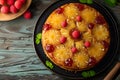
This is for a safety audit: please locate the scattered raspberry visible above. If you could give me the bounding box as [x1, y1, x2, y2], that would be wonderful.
[88, 23, 94, 29]
[10, 5, 18, 13]
[71, 30, 81, 39]
[61, 20, 68, 27]
[60, 36, 67, 44]
[7, 0, 15, 5]
[23, 10, 32, 19]
[76, 15, 82, 22]
[45, 44, 54, 53]
[64, 58, 73, 67]
[95, 16, 105, 24]
[56, 7, 64, 14]
[84, 41, 91, 48]
[71, 47, 78, 53]
[43, 24, 51, 31]
[0, 0, 5, 5]
[1, 6, 9, 14]
[14, 0, 23, 10]
[76, 4, 84, 11]
[88, 57, 96, 66]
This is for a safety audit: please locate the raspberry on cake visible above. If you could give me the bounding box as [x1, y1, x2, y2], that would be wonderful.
[42, 3, 110, 71]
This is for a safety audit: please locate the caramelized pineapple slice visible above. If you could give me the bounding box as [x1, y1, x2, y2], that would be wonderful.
[64, 3, 79, 19]
[42, 29, 61, 45]
[75, 40, 85, 50]
[54, 45, 72, 62]
[76, 22, 87, 32]
[88, 42, 105, 61]
[74, 53, 89, 69]
[60, 28, 70, 37]
[64, 37, 74, 48]
[67, 20, 76, 30]
[46, 13, 66, 29]
[81, 8, 96, 23]
[83, 31, 92, 41]
[93, 25, 109, 41]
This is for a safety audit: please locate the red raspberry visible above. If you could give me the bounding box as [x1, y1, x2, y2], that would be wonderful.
[7, 0, 15, 5]
[88, 23, 94, 29]
[1, 6, 9, 14]
[60, 36, 67, 44]
[19, 0, 26, 4]
[95, 16, 105, 24]
[71, 30, 81, 39]
[10, 5, 18, 13]
[0, 0, 5, 5]
[84, 41, 91, 48]
[64, 58, 73, 67]
[43, 24, 51, 31]
[14, 0, 23, 10]
[56, 7, 64, 14]
[45, 44, 54, 53]
[88, 57, 96, 66]
[61, 20, 68, 27]
[76, 15, 82, 22]
[71, 47, 78, 53]
[76, 4, 84, 11]
[23, 10, 32, 19]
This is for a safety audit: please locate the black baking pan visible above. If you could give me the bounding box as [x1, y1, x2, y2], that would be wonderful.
[34, 0, 119, 79]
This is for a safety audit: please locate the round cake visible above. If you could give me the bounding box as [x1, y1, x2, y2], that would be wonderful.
[42, 3, 110, 71]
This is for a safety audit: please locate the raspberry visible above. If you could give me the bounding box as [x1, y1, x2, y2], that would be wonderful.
[60, 36, 67, 44]
[88, 57, 96, 66]
[23, 10, 32, 19]
[76, 15, 82, 22]
[0, 0, 5, 5]
[56, 7, 64, 14]
[61, 20, 68, 27]
[71, 47, 78, 53]
[76, 4, 84, 11]
[88, 23, 94, 29]
[10, 5, 18, 13]
[43, 24, 51, 31]
[95, 16, 105, 24]
[7, 0, 15, 5]
[71, 30, 81, 39]
[1, 6, 9, 14]
[64, 58, 73, 67]
[84, 41, 91, 48]
[14, 0, 23, 10]
[45, 44, 54, 53]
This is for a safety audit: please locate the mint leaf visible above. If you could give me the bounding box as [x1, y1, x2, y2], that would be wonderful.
[35, 38, 40, 45]
[46, 60, 54, 69]
[89, 70, 96, 77]
[79, 0, 87, 3]
[104, 0, 117, 7]
[36, 33, 42, 39]
[81, 72, 88, 78]
[87, 0, 93, 4]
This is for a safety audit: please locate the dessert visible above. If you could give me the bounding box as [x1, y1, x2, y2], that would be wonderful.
[42, 3, 110, 71]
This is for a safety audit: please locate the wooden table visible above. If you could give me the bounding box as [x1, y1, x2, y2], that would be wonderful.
[0, 0, 119, 80]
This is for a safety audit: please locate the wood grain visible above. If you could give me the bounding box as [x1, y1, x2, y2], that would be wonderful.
[0, 0, 120, 80]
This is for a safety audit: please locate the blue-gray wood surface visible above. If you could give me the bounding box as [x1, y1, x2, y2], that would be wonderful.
[0, 0, 120, 80]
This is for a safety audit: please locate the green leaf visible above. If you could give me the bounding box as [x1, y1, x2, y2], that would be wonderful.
[79, 0, 87, 3]
[104, 0, 117, 7]
[87, 0, 93, 4]
[36, 33, 42, 39]
[35, 38, 40, 45]
[89, 70, 96, 77]
[81, 72, 88, 78]
[46, 60, 54, 69]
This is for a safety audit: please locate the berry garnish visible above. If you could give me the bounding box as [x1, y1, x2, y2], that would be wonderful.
[45, 44, 54, 53]
[23, 10, 32, 19]
[84, 41, 91, 48]
[56, 7, 64, 14]
[19, 0, 26, 4]
[88, 23, 94, 29]
[102, 40, 109, 48]
[7, 0, 15, 6]
[61, 20, 68, 27]
[71, 30, 81, 39]
[0, 0, 5, 5]
[64, 58, 73, 67]
[43, 24, 51, 31]
[60, 36, 67, 44]
[71, 47, 78, 53]
[76, 15, 82, 22]
[88, 57, 96, 66]
[1, 6, 9, 14]
[10, 5, 18, 13]
[95, 16, 105, 24]
[76, 3, 84, 11]
[14, 0, 23, 10]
